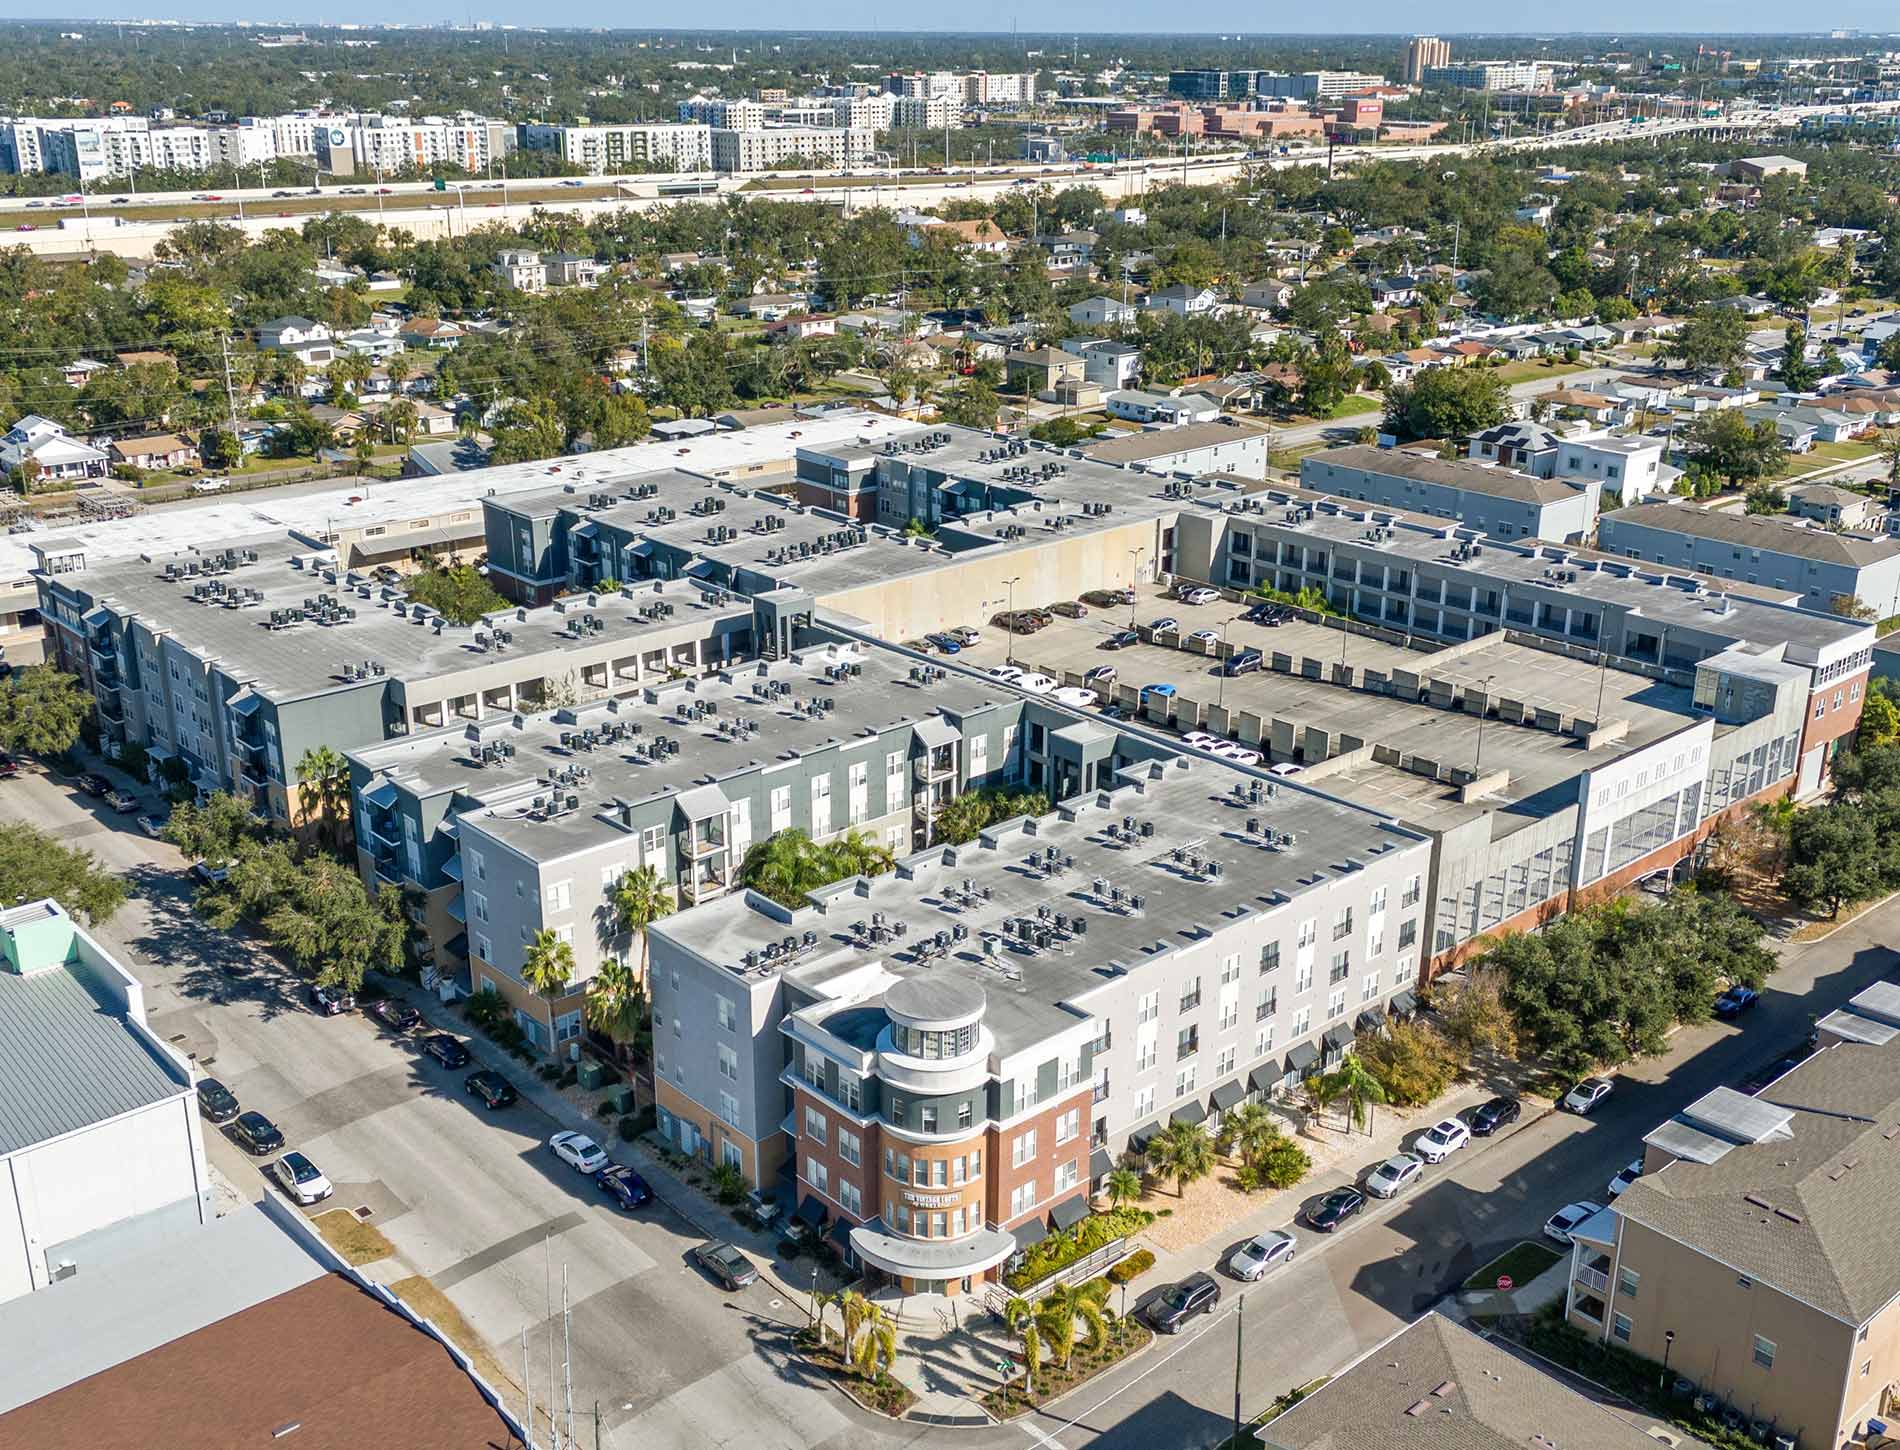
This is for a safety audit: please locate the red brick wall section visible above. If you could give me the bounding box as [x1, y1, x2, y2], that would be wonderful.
[987, 1087, 1096, 1229]
[1801, 670, 1868, 756]
[1424, 773, 1797, 980]
[791, 1086, 879, 1223]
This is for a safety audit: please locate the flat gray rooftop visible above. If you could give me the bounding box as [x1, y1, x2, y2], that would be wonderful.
[0, 957, 186, 1155]
[379, 639, 1016, 857]
[656, 753, 1424, 1058]
[66, 538, 750, 703]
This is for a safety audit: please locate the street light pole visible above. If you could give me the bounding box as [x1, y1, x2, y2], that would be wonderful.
[1127, 547, 1147, 626]
[1004, 576, 1022, 667]
[1472, 673, 1497, 776]
[1231, 1294, 1246, 1450]
[1662, 1330, 1676, 1395]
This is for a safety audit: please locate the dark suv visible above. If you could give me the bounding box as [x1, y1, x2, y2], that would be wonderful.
[465, 1069, 518, 1109]
[1468, 1095, 1522, 1136]
[1146, 1272, 1221, 1333]
[196, 1077, 240, 1123]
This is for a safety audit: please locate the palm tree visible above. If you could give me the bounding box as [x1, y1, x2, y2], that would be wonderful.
[583, 955, 648, 1062]
[381, 398, 419, 445]
[1318, 1053, 1388, 1136]
[1217, 1101, 1278, 1163]
[1036, 1280, 1110, 1368]
[820, 828, 895, 881]
[738, 829, 827, 907]
[1145, 1120, 1216, 1198]
[608, 865, 672, 982]
[847, 1301, 898, 1380]
[294, 746, 351, 848]
[387, 352, 414, 393]
[1103, 1164, 1143, 1211]
[835, 1289, 872, 1355]
[522, 929, 576, 1001]
[1003, 1295, 1042, 1394]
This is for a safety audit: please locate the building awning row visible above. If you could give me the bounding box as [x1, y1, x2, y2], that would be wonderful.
[226, 689, 264, 718]
[1171, 1099, 1207, 1128]
[912, 715, 960, 751]
[1249, 1065, 1281, 1094]
[795, 1195, 826, 1227]
[1127, 1120, 1162, 1152]
[361, 779, 399, 810]
[1089, 1147, 1113, 1181]
[1322, 1023, 1355, 1053]
[1356, 1010, 1385, 1035]
[1011, 1218, 1047, 1250]
[1050, 1197, 1090, 1232]
[1210, 1079, 1246, 1113]
[1389, 989, 1419, 1017]
[674, 782, 730, 822]
[1286, 1042, 1320, 1075]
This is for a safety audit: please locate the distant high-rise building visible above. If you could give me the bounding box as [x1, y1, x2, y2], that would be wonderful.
[1403, 36, 1452, 85]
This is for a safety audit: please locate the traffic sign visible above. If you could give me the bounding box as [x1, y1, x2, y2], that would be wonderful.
[1496, 1275, 1514, 1291]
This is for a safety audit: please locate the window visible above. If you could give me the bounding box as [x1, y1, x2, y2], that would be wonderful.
[1298, 918, 1316, 948]
[1295, 961, 1313, 993]
[1220, 953, 1241, 984]
[1254, 1022, 1275, 1057]
[1136, 1033, 1157, 1072]
[1134, 1085, 1155, 1119]
[717, 1045, 738, 1081]
[1260, 941, 1280, 974]
[1179, 977, 1202, 1013]
[839, 1074, 862, 1112]
[1330, 951, 1350, 984]
[1327, 988, 1347, 1020]
[1055, 1108, 1080, 1144]
[931, 1158, 947, 1187]
[957, 1100, 973, 1129]
[1013, 1129, 1037, 1167]
[546, 879, 572, 912]
[1401, 874, 1421, 908]
[839, 1181, 862, 1217]
[1011, 1181, 1038, 1217]
[1137, 991, 1159, 1025]
[885, 1149, 910, 1182]
[1175, 1065, 1197, 1098]
[1612, 1313, 1632, 1344]
[1369, 886, 1387, 914]
[1368, 929, 1384, 958]
[1331, 907, 1353, 941]
[1291, 1007, 1311, 1038]
[716, 995, 736, 1031]
[719, 1091, 739, 1127]
[1216, 1046, 1237, 1076]
[1054, 1159, 1079, 1193]
[838, 1128, 861, 1167]
[1616, 1266, 1639, 1300]
[919, 1104, 938, 1133]
[805, 1107, 827, 1144]
[1177, 1025, 1199, 1060]
[1752, 1336, 1775, 1370]
[770, 785, 792, 832]
[1398, 918, 1418, 949]
[1362, 972, 1380, 1002]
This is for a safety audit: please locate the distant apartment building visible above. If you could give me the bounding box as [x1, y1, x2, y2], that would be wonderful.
[1403, 36, 1453, 84]
[1302, 445, 1603, 544]
[518, 122, 713, 174]
[315, 113, 510, 177]
[1423, 61, 1551, 91]
[1167, 69, 1255, 101]
[1256, 71, 1387, 100]
[893, 94, 961, 129]
[711, 126, 874, 173]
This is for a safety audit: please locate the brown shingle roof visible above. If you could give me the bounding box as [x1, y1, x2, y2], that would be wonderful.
[1605, 499, 1900, 567]
[1, 1274, 520, 1450]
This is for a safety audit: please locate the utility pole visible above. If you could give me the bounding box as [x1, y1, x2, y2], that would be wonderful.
[1232, 1294, 1246, 1450]
[219, 335, 243, 454]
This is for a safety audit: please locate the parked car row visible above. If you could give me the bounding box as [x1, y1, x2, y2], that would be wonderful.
[196, 1077, 334, 1207]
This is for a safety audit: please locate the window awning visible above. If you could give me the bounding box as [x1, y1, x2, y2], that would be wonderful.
[1286, 1042, 1320, 1075]
[443, 932, 469, 958]
[445, 892, 466, 924]
[912, 715, 960, 751]
[226, 689, 264, 717]
[1323, 1024, 1355, 1053]
[674, 782, 730, 822]
[81, 605, 112, 628]
[361, 779, 399, 809]
[1011, 1218, 1047, 1250]
[1171, 1099, 1208, 1127]
[1210, 1079, 1246, 1112]
[1356, 1010, 1385, 1035]
[1050, 1197, 1090, 1232]
[1089, 1147, 1113, 1180]
[1249, 1065, 1280, 1093]
[1127, 1120, 1162, 1152]
[1389, 989, 1419, 1017]
[570, 521, 599, 538]
[851, 1219, 1019, 1280]
[795, 1194, 826, 1226]
[828, 1217, 853, 1248]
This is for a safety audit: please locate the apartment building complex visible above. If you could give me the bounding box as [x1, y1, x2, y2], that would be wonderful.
[1564, 1038, 1900, 1450]
[647, 747, 1429, 1287]
[1302, 445, 1604, 544]
[886, 70, 1036, 106]
[710, 126, 876, 173]
[518, 121, 713, 174]
[1423, 61, 1552, 91]
[1257, 71, 1388, 100]
[315, 113, 511, 178]
[1403, 37, 1454, 85]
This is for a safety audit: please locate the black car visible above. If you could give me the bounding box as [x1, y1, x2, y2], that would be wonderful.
[465, 1069, 517, 1109]
[367, 998, 421, 1033]
[231, 1110, 285, 1155]
[1467, 1095, 1522, 1137]
[76, 771, 111, 796]
[693, 1240, 759, 1289]
[1101, 630, 1139, 650]
[196, 1077, 240, 1123]
[1145, 1272, 1221, 1333]
[1305, 1186, 1365, 1232]
[597, 1164, 655, 1211]
[1223, 648, 1264, 677]
[421, 1033, 471, 1068]
[308, 983, 355, 1016]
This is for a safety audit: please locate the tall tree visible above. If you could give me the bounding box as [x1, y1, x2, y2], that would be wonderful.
[607, 865, 672, 981]
[522, 928, 577, 1000]
[1317, 1054, 1388, 1135]
[1144, 1120, 1216, 1198]
[0, 825, 129, 926]
[0, 667, 90, 757]
[295, 745, 351, 849]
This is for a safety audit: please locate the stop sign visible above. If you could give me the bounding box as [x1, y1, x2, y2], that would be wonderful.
[1496, 1275, 1514, 1291]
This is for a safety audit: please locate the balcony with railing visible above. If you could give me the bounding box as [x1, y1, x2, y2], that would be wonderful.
[1256, 997, 1278, 1021]
[914, 746, 957, 783]
[1178, 990, 1201, 1013]
[1331, 917, 1353, 942]
[681, 859, 730, 906]
[1575, 1252, 1612, 1296]
[680, 816, 728, 860]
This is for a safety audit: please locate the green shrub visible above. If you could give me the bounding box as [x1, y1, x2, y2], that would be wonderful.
[558, 1066, 578, 1088]
[616, 1114, 640, 1141]
[1106, 1249, 1155, 1285]
[462, 988, 507, 1030]
[1003, 1206, 1154, 1289]
[708, 1162, 747, 1204]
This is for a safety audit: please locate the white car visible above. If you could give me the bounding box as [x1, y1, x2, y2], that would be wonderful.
[1415, 1118, 1471, 1164]
[1177, 587, 1219, 606]
[1608, 1158, 1643, 1198]
[1214, 744, 1263, 766]
[1268, 763, 1304, 777]
[948, 626, 980, 646]
[1365, 1153, 1424, 1199]
[1185, 629, 1222, 648]
[987, 665, 1025, 684]
[190, 476, 228, 493]
[274, 1151, 334, 1206]
[1049, 686, 1098, 707]
[1562, 1078, 1614, 1115]
[1182, 730, 1220, 748]
[1543, 1200, 1606, 1246]
[1014, 672, 1057, 696]
[549, 1131, 609, 1174]
[1227, 1229, 1297, 1281]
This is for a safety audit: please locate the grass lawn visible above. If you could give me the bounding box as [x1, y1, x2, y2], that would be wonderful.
[311, 1208, 395, 1267]
[1489, 359, 1592, 386]
[387, 1274, 518, 1398]
[1328, 394, 1381, 418]
[1463, 1240, 1562, 1292]
[1775, 438, 1880, 481]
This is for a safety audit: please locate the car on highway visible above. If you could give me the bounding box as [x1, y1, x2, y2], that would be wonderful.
[558, 178, 586, 187]
[1049, 686, 1098, 708]
[308, 983, 355, 1016]
[76, 771, 112, 797]
[1083, 664, 1117, 686]
[596, 1164, 654, 1211]
[274, 1151, 334, 1205]
[1145, 1271, 1221, 1332]
[1543, 1200, 1606, 1246]
[1176, 586, 1220, 606]
[1226, 1229, 1297, 1281]
[272, 190, 293, 198]
[693, 1240, 759, 1290]
[196, 1077, 240, 1123]
[1562, 1078, 1614, 1115]
[421, 1033, 471, 1068]
[1366, 1153, 1424, 1198]
[1101, 630, 1139, 650]
[1222, 648, 1264, 676]
[366, 998, 421, 1033]
[550, 1131, 610, 1174]
[464, 1070, 518, 1109]
[1714, 985, 1760, 1018]
[110, 196, 128, 205]
[1146, 616, 1180, 634]
[1415, 1118, 1471, 1163]
[1306, 1186, 1365, 1231]
[1608, 1158, 1644, 1198]
[104, 788, 138, 813]
[1468, 1095, 1521, 1136]
[231, 1110, 285, 1156]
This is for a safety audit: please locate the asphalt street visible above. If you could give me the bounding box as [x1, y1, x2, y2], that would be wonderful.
[8, 759, 1897, 1450]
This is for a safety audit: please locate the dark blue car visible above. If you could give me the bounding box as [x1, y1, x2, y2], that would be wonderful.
[1714, 985, 1760, 1018]
[596, 1164, 653, 1210]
